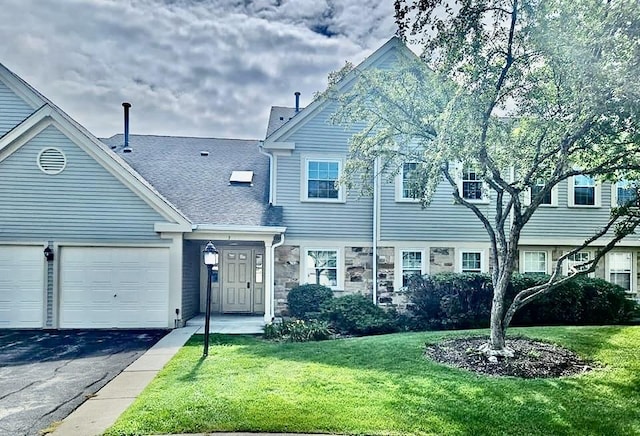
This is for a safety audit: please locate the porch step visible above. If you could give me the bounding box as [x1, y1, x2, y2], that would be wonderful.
[186, 314, 265, 334]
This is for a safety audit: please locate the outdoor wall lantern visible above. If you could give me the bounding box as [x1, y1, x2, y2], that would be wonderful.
[44, 246, 54, 262]
[202, 241, 219, 357]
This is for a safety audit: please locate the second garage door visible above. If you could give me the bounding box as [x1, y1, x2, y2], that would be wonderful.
[0, 245, 44, 328]
[59, 246, 170, 328]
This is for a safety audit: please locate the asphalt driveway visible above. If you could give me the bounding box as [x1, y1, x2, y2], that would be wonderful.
[0, 329, 167, 436]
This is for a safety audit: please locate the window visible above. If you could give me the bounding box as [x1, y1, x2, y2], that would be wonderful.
[522, 251, 547, 274]
[305, 249, 338, 288]
[305, 159, 341, 201]
[566, 251, 592, 275]
[608, 252, 632, 293]
[461, 251, 482, 273]
[400, 162, 419, 200]
[615, 180, 637, 206]
[255, 253, 263, 283]
[401, 250, 423, 286]
[572, 175, 596, 206]
[532, 180, 552, 205]
[462, 165, 483, 201]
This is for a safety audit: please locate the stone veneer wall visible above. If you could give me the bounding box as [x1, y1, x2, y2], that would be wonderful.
[343, 247, 374, 295]
[376, 247, 395, 305]
[429, 247, 455, 274]
[274, 245, 300, 316]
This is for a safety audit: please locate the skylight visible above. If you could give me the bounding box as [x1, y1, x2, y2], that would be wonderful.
[229, 170, 254, 184]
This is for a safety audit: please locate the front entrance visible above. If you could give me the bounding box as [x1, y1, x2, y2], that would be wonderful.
[200, 245, 265, 314]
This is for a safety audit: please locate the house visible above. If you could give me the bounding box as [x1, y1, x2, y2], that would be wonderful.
[0, 37, 637, 329]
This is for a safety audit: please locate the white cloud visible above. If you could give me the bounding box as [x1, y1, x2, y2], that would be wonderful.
[0, 0, 397, 138]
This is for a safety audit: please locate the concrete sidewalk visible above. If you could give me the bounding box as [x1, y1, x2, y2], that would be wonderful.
[50, 325, 199, 436]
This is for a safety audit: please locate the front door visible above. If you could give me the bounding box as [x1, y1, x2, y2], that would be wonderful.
[222, 249, 252, 312]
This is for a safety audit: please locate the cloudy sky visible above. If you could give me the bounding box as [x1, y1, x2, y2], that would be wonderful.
[0, 0, 399, 140]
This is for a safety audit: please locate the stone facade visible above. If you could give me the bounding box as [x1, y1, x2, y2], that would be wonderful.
[429, 247, 455, 274]
[274, 245, 300, 315]
[343, 246, 374, 295]
[376, 247, 396, 305]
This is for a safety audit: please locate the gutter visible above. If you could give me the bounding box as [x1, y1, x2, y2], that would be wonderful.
[372, 156, 380, 305]
[268, 233, 286, 321]
[258, 141, 274, 204]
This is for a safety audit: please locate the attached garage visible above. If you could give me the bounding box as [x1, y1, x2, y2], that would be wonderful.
[0, 245, 45, 328]
[59, 246, 170, 328]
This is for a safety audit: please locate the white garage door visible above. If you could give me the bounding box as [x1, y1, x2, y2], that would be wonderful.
[0, 245, 45, 328]
[60, 247, 170, 328]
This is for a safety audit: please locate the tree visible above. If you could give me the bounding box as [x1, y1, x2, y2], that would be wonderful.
[331, 0, 640, 355]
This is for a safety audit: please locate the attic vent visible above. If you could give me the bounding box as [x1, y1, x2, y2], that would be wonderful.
[201, 151, 209, 156]
[229, 170, 254, 185]
[37, 148, 66, 175]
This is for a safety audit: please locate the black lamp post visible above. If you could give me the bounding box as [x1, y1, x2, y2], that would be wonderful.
[203, 241, 219, 357]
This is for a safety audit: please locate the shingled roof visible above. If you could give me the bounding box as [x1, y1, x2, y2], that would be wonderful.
[101, 134, 281, 227]
[265, 106, 298, 138]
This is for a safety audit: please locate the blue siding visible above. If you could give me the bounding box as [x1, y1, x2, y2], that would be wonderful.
[0, 125, 167, 241]
[0, 80, 35, 137]
[182, 240, 201, 320]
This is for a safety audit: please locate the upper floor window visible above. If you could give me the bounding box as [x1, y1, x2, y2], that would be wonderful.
[570, 175, 598, 207]
[462, 165, 483, 201]
[460, 250, 483, 273]
[401, 163, 419, 200]
[303, 158, 343, 202]
[522, 251, 547, 274]
[305, 249, 339, 288]
[532, 179, 552, 205]
[614, 180, 637, 206]
[401, 250, 424, 286]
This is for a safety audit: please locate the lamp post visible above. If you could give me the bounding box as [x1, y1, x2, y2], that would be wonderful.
[203, 241, 219, 357]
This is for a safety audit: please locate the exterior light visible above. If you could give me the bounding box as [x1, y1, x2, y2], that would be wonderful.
[202, 241, 219, 357]
[44, 246, 54, 262]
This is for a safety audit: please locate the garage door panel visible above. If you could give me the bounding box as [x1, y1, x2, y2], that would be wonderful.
[60, 247, 170, 328]
[0, 245, 44, 328]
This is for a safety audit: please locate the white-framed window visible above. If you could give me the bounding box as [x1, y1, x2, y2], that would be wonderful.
[400, 250, 425, 287]
[608, 252, 633, 294]
[459, 250, 484, 273]
[461, 165, 484, 201]
[569, 175, 600, 207]
[302, 158, 343, 202]
[612, 180, 637, 207]
[565, 251, 593, 276]
[304, 248, 340, 289]
[521, 251, 548, 274]
[528, 179, 558, 206]
[396, 162, 420, 201]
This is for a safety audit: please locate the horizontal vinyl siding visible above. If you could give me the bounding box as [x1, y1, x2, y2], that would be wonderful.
[380, 177, 493, 242]
[522, 179, 616, 239]
[0, 125, 167, 241]
[181, 240, 201, 320]
[0, 80, 35, 137]
[276, 103, 373, 240]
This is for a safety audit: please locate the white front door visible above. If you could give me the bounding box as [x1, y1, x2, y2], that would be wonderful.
[59, 247, 170, 328]
[0, 245, 44, 328]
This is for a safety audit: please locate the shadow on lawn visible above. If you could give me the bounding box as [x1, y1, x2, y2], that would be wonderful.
[184, 327, 640, 436]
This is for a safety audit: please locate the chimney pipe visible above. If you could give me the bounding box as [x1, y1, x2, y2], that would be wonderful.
[294, 92, 300, 113]
[122, 102, 131, 147]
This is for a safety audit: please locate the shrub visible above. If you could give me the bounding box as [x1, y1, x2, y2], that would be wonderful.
[287, 284, 334, 320]
[320, 294, 399, 336]
[405, 272, 638, 330]
[263, 319, 333, 342]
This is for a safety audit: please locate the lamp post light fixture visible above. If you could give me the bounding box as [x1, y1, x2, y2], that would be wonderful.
[202, 241, 219, 357]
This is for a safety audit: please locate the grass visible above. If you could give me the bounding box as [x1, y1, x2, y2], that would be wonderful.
[105, 326, 640, 436]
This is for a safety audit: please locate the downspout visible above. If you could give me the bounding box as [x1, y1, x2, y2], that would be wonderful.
[372, 156, 380, 305]
[258, 141, 274, 204]
[269, 233, 285, 321]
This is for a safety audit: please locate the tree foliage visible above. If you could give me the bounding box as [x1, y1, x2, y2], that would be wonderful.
[330, 0, 640, 352]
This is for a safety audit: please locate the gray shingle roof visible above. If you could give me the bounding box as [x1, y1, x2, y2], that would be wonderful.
[101, 134, 281, 227]
[266, 106, 299, 138]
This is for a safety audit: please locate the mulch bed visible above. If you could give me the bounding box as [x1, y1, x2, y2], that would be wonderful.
[425, 337, 597, 378]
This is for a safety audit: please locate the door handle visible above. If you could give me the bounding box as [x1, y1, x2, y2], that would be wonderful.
[247, 282, 250, 289]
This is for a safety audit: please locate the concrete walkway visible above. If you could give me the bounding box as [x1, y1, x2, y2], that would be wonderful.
[50, 325, 199, 436]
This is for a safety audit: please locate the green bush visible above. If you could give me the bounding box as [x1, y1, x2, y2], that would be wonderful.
[263, 319, 333, 342]
[320, 294, 400, 336]
[405, 272, 638, 330]
[286, 284, 334, 320]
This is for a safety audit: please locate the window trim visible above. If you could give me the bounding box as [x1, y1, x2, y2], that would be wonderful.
[563, 250, 595, 277]
[395, 162, 421, 202]
[611, 180, 637, 208]
[455, 163, 489, 204]
[396, 248, 428, 289]
[458, 249, 486, 273]
[302, 247, 342, 290]
[520, 250, 549, 274]
[607, 251, 635, 296]
[300, 156, 345, 203]
[568, 175, 601, 208]
[524, 181, 558, 207]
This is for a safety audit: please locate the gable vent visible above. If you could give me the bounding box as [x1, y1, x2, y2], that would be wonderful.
[37, 148, 67, 175]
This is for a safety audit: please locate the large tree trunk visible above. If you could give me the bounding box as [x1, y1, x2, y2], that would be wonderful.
[481, 274, 515, 357]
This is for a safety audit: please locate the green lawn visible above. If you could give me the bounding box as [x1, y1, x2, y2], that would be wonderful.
[105, 326, 640, 436]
